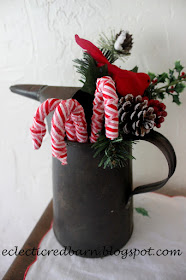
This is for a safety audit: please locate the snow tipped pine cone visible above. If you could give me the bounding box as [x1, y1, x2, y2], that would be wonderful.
[118, 94, 156, 137]
[114, 30, 133, 54]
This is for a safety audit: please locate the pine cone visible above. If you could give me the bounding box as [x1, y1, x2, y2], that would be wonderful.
[114, 30, 133, 54]
[118, 94, 156, 137]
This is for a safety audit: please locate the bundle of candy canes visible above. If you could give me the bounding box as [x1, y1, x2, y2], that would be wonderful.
[30, 76, 119, 165]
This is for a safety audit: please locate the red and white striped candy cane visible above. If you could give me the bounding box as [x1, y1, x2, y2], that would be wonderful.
[51, 99, 88, 165]
[90, 76, 119, 143]
[30, 98, 61, 149]
[65, 115, 77, 142]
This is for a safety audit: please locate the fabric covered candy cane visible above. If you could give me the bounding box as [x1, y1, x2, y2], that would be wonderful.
[30, 98, 61, 149]
[90, 76, 119, 143]
[65, 115, 77, 142]
[51, 99, 88, 165]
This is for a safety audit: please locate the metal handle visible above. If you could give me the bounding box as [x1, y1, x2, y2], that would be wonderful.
[130, 130, 176, 196]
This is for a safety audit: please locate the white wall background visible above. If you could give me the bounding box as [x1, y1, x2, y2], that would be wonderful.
[0, 0, 186, 276]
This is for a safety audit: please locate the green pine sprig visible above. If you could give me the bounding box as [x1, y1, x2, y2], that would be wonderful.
[73, 52, 93, 83]
[91, 132, 136, 169]
[144, 61, 186, 105]
[73, 52, 108, 95]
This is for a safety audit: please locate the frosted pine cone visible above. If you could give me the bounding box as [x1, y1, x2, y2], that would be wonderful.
[114, 30, 133, 54]
[118, 94, 156, 137]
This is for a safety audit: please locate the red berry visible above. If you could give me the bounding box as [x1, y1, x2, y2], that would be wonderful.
[154, 100, 160, 105]
[161, 111, 167, 117]
[156, 123, 161, 128]
[153, 107, 158, 114]
[169, 86, 174, 93]
[159, 103, 166, 110]
[152, 79, 158, 84]
[157, 111, 162, 117]
[158, 117, 165, 123]
[181, 72, 185, 77]
[148, 100, 155, 106]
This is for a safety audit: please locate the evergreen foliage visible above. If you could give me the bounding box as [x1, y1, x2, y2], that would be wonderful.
[73, 52, 108, 95]
[144, 61, 186, 105]
[91, 132, 136, 169]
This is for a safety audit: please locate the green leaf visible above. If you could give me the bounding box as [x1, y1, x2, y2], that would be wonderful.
[135, 207, 149, 217]
[146, 60, 185, 105]
[157, 72, 168, 83]
[169, 75, 176, 83]
[172, 95, 181, 105]
[175, 61, 184, 73]
[168, 69, 176, 83]
[169, 69, 174, 76]
[174, 83, 185, 93]
[148, 72, 156, 81]
[131, 66, 139, 73]
[157, 91, 165, 100]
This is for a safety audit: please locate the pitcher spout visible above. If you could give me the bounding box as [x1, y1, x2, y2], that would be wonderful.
[10, 84, 80, 102]
[10, 84, 47, 101]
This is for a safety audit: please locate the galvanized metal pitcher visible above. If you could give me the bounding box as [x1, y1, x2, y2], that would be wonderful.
[11, 84, 176, 258]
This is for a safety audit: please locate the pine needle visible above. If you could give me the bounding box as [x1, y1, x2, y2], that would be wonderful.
[73, 52, 108, 94]
[91, 132, 137, 169]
